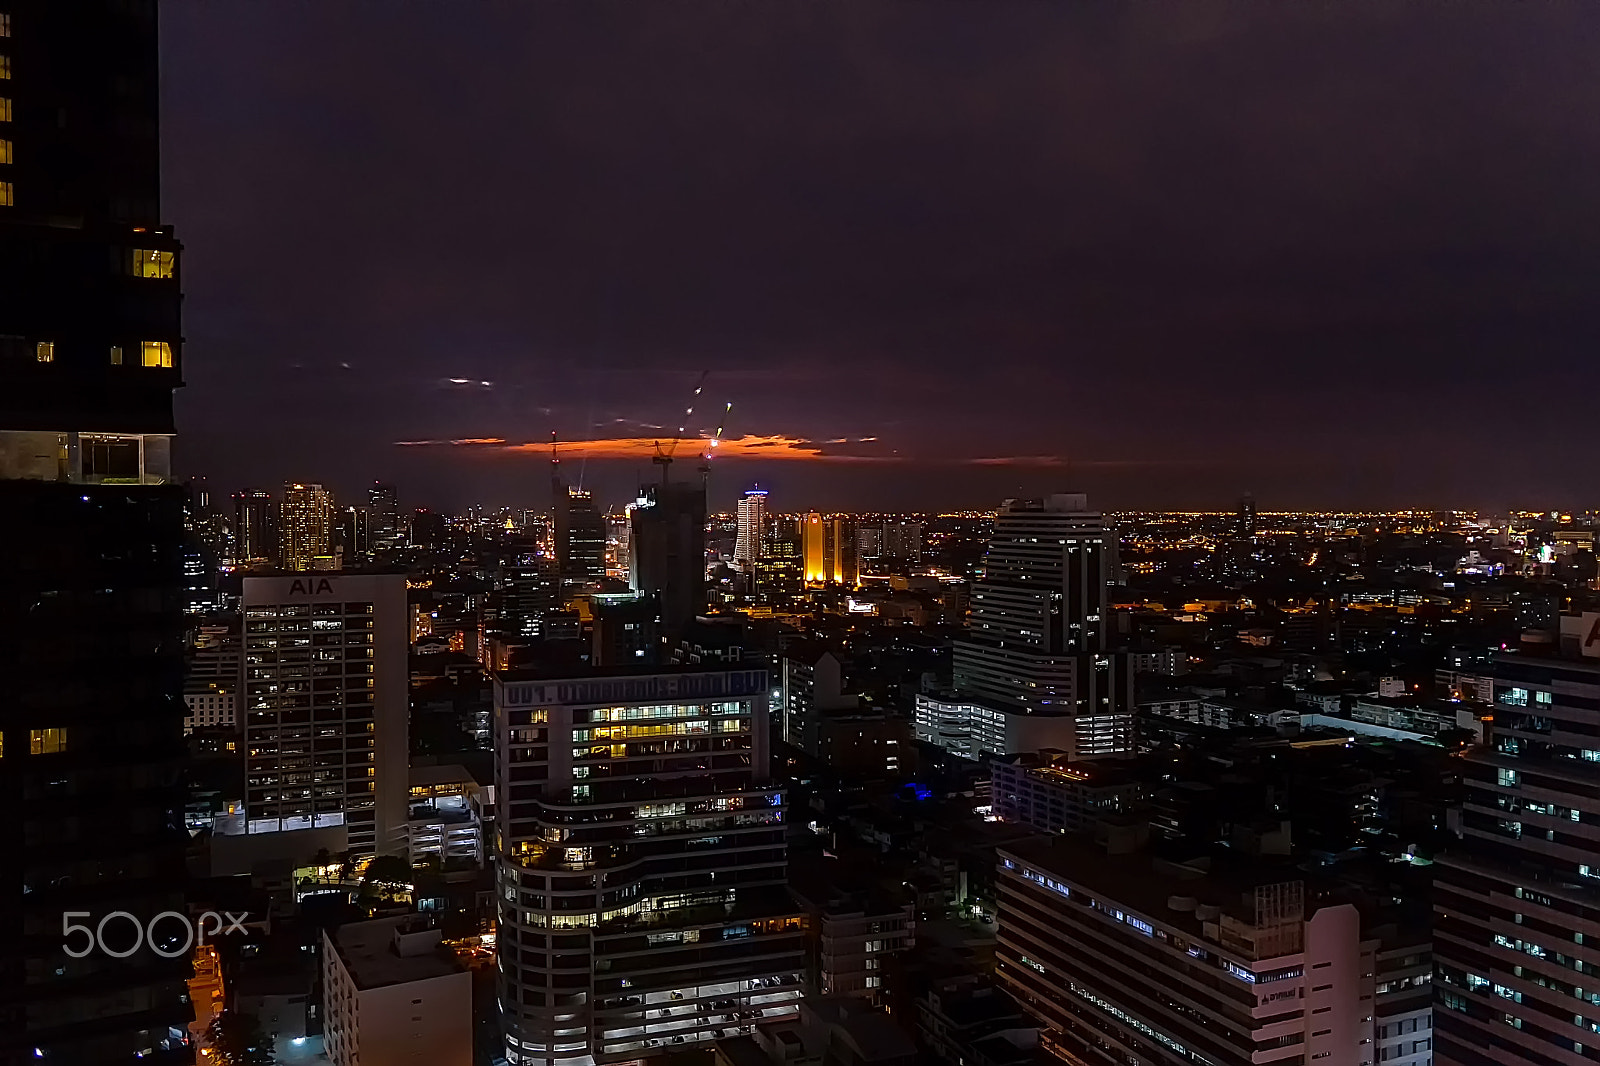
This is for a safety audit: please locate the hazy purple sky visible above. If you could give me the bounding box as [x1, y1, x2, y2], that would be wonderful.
[163, 3, 1600, 514]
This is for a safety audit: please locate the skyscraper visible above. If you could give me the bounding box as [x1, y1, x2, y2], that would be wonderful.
[369, 482, 401, 550]
[234, 487, 277, 563]
[918, 495, 1134, 760]
[553, 479, 606, 588]
[802, 513, 856, 587]
[1432, 616, 1600, 1066]
[0, 1, 193, 1059]
[493, 666, 804, 1064]
[280, 481, 337, 571]
[630, 480, 707, 634]
[734, 487, 769, 572]
[236, 574, 410, 858]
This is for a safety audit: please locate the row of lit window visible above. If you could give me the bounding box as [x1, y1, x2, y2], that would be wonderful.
[31, 340, 173, 367]
[1, 47, 8, 203]
[0, 728, 68, 757]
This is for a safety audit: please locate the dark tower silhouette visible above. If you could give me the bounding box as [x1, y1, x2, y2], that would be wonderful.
[0, 2, 192, 1061]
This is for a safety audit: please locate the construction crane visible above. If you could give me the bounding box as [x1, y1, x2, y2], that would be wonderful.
[698, 401, 733, 485]
[651, 370, 709, 483]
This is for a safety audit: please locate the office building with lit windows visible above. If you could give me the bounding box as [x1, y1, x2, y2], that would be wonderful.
[239, 573, 409, 858]
[1432, 629, 1600, 1066]
[996, 834, 1384, 1066]
[0, 1, 194, 1060]
[926, 495, 1134, 761]
[493, 666, 804, 1065]
[280, 481, 337, 571]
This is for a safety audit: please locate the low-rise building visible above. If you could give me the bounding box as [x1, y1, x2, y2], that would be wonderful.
[321, 917, 471, 1066]
[406, 764, 485, 867]
[915, 693, 1130, 762]
[917, 975, 1038, 1066]
[790, 885, 915, 1005]
[990, 752, 1142, 835]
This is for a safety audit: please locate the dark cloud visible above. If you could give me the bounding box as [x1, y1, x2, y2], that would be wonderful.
[163, 2, 1600, 512]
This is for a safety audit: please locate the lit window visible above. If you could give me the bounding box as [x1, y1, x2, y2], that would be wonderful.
[141, 340, 172, 368]
[0, 98, 9, 122]
[110, 345, 123, 365]
[0, 14, 8, 37]
[0, 180, 10, 207]
[0, 55, 9, 79]
[128, 248, 174, 279]
[0, 138, 10, 164]
[35, 341, 53, 363]
[30, 728, 68, 755]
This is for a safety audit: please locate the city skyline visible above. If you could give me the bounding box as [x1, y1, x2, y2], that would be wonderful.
[160, 4, 1600, 511]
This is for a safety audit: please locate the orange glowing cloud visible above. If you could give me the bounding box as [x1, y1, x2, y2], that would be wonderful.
[395, 433, 899, 463]
[392, 434, 1138, 468]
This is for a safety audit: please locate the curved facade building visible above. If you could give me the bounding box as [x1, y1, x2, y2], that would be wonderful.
[494, 668, 804, 1065]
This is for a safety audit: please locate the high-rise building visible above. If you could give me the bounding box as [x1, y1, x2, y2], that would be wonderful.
[369, 482, 401, 550]
[234, 487, 278, 563]
[921, 494, 1134, 761]
[734, 487, 769, 572]
[1433, 620, 1600, 1066]
[280, 482, 337, 571]
[605, 512, 631, 579]
[553, 481, 606, 587]
[802, 513, 856, 587]
[753, 526, 804, 605]
[493, 666, 804, 1064]
[238, 574, 410, 857]
[882, 519, 924, 568]
[1239, 492, 1256, 538]
[996, 835, 1390, 1066]
[0, 2, 194, 1060]
[629, 480, 707, 633]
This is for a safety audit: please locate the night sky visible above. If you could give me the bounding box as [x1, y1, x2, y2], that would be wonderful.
[162, 3, 1600, 514]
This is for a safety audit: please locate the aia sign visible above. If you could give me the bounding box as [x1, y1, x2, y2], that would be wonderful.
[288, 577, 335, 595]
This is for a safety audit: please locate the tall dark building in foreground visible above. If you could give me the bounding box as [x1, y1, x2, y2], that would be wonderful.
[0, 2, 191, 1062]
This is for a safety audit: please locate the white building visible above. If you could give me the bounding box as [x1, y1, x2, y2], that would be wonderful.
[240, 573, 409, 856]
[734, 488, 768, 573]
[322, 917, 471, 1066]
[915, 689, 1133, 762]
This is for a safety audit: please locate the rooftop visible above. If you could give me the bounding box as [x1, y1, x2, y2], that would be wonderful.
[999, 833, 1312, 947]
[409, 763, 478, 788]
[328, 916, 463, 991]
